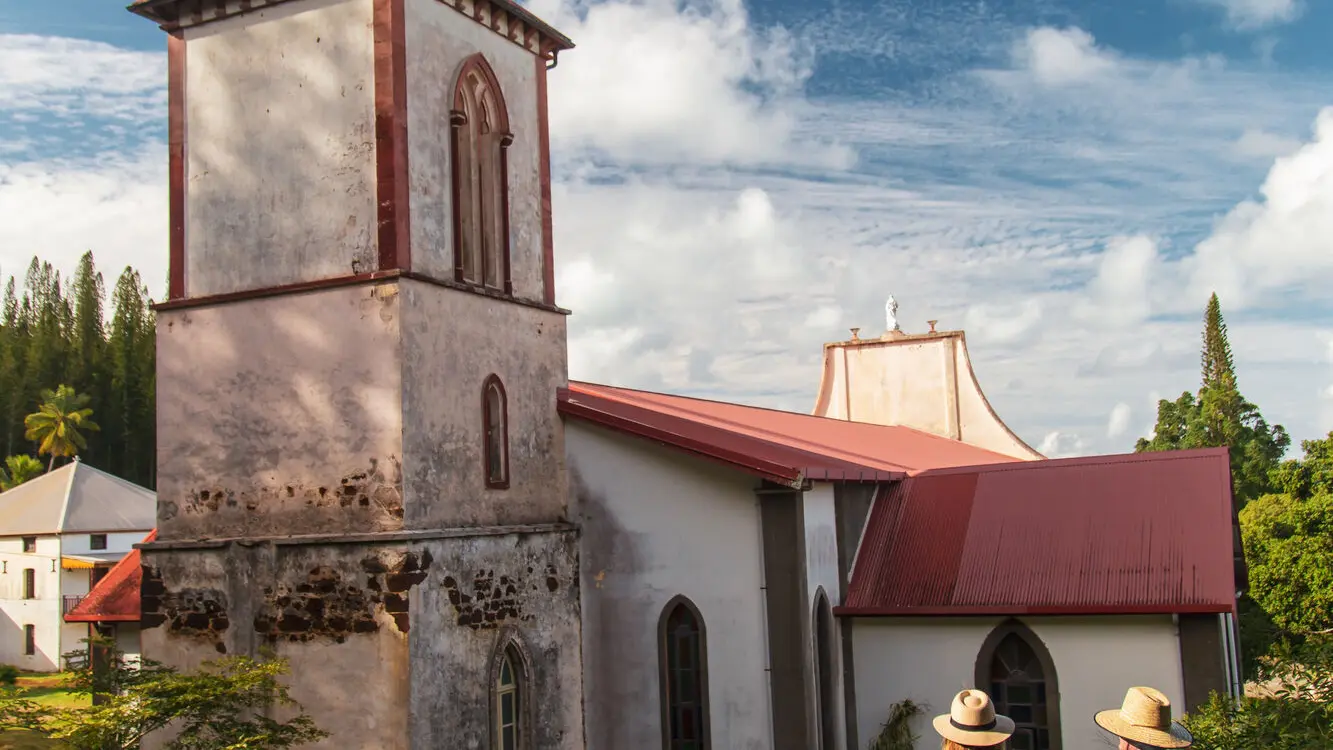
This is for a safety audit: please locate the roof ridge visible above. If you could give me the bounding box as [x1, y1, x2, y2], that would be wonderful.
[55, 461, 79, 532]
[570, 381, 1015, 466]
[913, 446, 1230, 477]
[566, 386, 917, 473]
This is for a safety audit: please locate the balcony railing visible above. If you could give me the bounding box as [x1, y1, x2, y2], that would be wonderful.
[62, 595, 85, 616]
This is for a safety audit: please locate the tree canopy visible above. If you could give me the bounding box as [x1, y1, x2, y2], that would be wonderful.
[1135, 293, 1290, 505]
[0, 253, 156, 488]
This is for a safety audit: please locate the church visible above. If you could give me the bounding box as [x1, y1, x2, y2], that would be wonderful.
[108, 0, 1245, 748]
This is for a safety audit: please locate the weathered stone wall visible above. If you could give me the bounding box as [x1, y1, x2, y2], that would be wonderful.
[400, 278, 570, 529]
[404, 0, 547, 300]
[183, 0, 379, 297]
[141, 528, 581, 750]
[409, 529, 584, 749]
[155, 282, 405, 541]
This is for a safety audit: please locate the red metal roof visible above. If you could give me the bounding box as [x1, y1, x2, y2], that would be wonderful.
[65, 530, 156, 623]
[558, 382, 1019, 487]
[839, 448, 1239, 616]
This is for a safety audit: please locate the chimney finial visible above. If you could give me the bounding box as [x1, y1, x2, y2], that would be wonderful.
[850, 327, 861, 341]
[928, 320, 938, 333]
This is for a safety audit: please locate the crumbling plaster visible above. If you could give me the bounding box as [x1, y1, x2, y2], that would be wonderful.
[155, 282, 405, 541]
[182, 0, 379, 297]
[404, 0, 546, 299]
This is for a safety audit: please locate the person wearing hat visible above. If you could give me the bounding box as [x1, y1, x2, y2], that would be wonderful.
[933, 689, 1015, 749]
[1094, 686, 1194, 749]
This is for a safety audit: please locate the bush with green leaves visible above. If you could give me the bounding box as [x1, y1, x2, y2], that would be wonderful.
[0, 638, 327, 750]
[1183, 635, 1333, 750]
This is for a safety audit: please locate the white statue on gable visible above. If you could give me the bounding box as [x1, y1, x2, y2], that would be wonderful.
[885, 295, 901, 333]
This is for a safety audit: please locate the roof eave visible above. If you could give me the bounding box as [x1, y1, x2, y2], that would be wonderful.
[833, 603, 1235, 617]
[64, 613, 140, 623]
[558, 391, 807, 489]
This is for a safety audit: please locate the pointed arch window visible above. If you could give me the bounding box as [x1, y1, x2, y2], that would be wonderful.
[450, 54, 513, 294]
[659, 596, 711, 750]
[975, 620, 1062, 750]
[813, 590, 838, 750]
[495, 647, 522, 750]
[483, 375, 509, 489]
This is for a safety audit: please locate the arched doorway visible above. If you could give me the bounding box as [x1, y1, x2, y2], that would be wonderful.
[974, 619, 1062, 750]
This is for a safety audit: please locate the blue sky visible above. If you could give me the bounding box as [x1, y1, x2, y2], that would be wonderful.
[1, 0, 1331, 458]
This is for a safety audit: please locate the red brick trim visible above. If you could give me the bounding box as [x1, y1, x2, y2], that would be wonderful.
[373, 0, 411, 272]
[151, 270, 403, 312]
[167, 32, 187, 300]
[150, 269, 571, 314]
[536, 54, 555, 305]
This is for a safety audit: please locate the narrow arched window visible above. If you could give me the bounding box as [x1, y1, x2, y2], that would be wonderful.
[450, 55, 512, 294]
[813, 591, 838, 750]
[483, 376, 509, 488]
[659, 597, 711, 750]
[494, 647, 523, 750]
[975, 620, 1062, 750]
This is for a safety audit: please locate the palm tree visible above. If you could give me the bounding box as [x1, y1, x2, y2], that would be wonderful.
[0, 455, 44, 491]
[24, 385, 100, 472]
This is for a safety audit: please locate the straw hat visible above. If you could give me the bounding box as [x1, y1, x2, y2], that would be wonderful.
[1094, 687, 1193, 748]
[933, 689, 1015, 747]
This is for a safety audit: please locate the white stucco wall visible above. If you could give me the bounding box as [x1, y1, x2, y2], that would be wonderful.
[804, 483, 847, 750]
[183, 0, 379, 297]
[0, 536, 65, 670]
[405, 0, 547, 300]
[60, 531, 144, 557]
[813, 334, 1042, 460]
[568, 422, 771, 750]
[852, 616, 1186, 750]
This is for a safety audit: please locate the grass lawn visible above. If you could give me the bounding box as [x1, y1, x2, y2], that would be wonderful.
[0, 672, 86, 749]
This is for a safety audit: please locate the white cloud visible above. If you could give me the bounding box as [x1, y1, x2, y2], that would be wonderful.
[1233, 128, 1303, 160]
[1012, 27, 1118, 86]
[1077, 235, 1162, 328]
[1038, 430, 1089, 458]
[528, 0, 850, 167]
[1107, 402, 1133, 439]
[0, 144, 167, 296]
[1184, 106, 1333, 308]
[962, 300, 1044, 346]
[0, 34, 164, 121]
[1194, 0, 1302, 30]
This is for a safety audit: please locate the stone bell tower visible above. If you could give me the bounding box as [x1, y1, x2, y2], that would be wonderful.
[130, 0, 581, 747]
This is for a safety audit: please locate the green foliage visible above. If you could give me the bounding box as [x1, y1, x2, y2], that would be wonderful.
[0, 255, 155, 488]
[867, 698, 924, 750]
[0, 665, 18, 686]
[23, 385, 100, 473]
[1239, 435, 1333, 636]
[1183, 636, 1333, 750]
[0, 640, 327, 750]
[1135, 293, 1289, 506]
[0, 454, 44, 491]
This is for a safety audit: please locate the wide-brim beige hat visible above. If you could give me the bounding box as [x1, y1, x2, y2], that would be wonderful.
[933, 689, 1016, 747]
[1094, 686, 1193, 749]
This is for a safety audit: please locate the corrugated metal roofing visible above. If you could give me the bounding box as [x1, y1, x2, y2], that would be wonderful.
[0, 461, 157, 536]
[65, 530, 156, 623]
[559, 382, 1019, 487]
[840, 447, 1238, 616]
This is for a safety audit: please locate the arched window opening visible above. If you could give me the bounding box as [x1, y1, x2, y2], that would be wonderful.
[495, 647, 522, 750]
[450, 55, 512, 294]
[813, 591, 838, 750]
[975, 620, 1062, 750]
[483, 376, 509, 489]
[659, 597, 711, 750]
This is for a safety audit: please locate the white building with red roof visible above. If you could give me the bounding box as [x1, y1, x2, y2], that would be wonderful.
[108, 0, 1243, 747]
